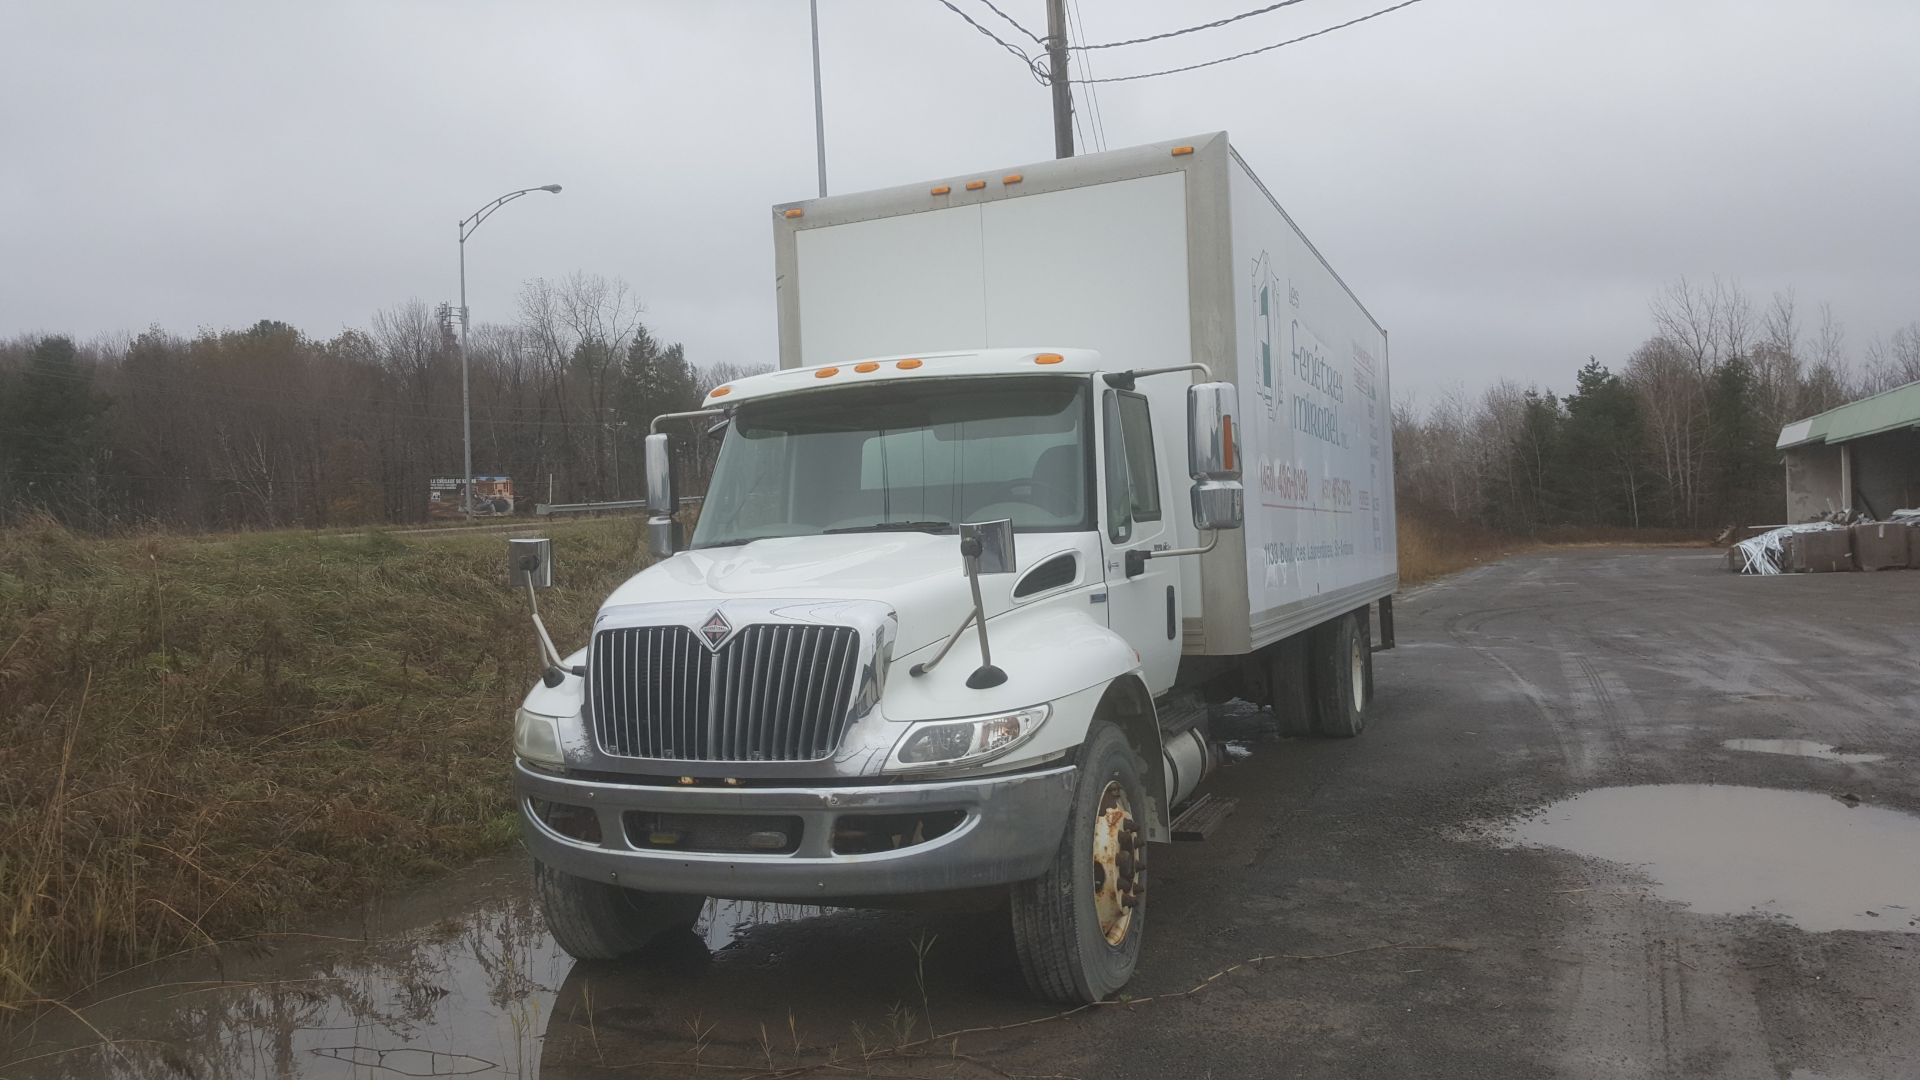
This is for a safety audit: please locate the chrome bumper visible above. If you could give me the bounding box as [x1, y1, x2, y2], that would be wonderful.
[515, 760, 1077, 900]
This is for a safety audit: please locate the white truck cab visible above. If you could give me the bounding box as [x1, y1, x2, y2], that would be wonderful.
[511, 134, 1395, 1004]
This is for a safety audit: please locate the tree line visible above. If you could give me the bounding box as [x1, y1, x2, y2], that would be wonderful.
[1394, 279, 1920, 533]
[0, 272, 767, 531]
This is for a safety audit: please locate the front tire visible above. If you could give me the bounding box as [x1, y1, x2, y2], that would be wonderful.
[535, 860, 705, 960]
[1009, 722, 1148, 1004]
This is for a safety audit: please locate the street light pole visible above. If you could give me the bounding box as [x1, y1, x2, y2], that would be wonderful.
[456, 184, 561, 518]
[809, 0, 828, 197]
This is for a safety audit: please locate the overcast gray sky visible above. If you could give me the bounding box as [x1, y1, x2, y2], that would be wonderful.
[3, 0, 1916, 404]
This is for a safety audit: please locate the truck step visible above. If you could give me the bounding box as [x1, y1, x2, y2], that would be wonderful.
[1169, 794, 1237, 841]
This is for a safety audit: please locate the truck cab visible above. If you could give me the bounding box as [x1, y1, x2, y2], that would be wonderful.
[514, 347, 1244, 1004]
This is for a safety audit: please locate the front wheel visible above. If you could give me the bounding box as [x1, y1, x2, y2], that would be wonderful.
[535, 860, 705, 960]
[1009, 722, 1148, 1003]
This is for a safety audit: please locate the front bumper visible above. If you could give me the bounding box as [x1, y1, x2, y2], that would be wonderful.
[515, 760, 1077, 900]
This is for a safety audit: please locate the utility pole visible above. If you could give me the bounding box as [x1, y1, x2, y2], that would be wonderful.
[810, 0, 828, 196]
[1045, 0, 1073, 159]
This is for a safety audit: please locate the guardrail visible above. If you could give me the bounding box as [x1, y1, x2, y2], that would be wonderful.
[535, 496, 703, 517]
[535, 499, 647, 517]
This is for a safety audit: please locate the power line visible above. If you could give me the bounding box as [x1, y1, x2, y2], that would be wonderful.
[930, 0, 1047, 82]
[1066, 0, 1108, 152]
[1067, 0, 1431, 84]
[1070, 0, 1317, 51]
[972, 0, 1043, 46]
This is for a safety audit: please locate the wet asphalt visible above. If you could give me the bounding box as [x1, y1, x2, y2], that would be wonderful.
[10, 547, 1920, 1079]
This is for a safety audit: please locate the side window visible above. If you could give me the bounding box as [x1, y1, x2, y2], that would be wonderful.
[1102, 392, 1133, 544]
[1116, 393, 1161, 523]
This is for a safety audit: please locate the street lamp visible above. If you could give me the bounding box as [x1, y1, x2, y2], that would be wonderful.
[457, 184, 562, 517]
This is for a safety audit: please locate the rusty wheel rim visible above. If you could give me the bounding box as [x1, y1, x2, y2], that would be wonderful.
[1090, 780, 1142, 946]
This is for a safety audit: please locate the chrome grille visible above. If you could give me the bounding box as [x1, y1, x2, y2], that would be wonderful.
[589, 623, 861, 762]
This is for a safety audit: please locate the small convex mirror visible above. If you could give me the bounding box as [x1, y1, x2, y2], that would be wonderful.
[509, 537, 553, 589]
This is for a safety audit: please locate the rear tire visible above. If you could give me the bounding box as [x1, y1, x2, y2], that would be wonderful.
[535, 860, 705, 960]
[1009, 722, 1147, 1004]
[1309, 612, 1368, 738]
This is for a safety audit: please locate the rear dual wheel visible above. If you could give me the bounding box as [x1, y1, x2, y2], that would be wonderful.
[1010, 722, 1148, 1004]
[1310, 610, 1372, 738]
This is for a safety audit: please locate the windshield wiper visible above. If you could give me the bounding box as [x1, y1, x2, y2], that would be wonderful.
[822, 520, 955, 535]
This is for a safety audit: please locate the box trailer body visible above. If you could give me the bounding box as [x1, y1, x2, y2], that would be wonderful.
[772, 132, 1397, 657]
[510, 132, 1397, 1005]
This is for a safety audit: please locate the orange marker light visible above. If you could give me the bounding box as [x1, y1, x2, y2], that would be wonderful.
[783, 208, 804, 218]
[965, 180, 986, 191]
[930, 185, 951, 196]
[1034, 353, 1065, 365]
[1171, 146, 1195, 157]
[1002, 173, 1023, 185]
[815, 366, 840, 378]
[709, 385, 732, 398]
[896, 358, 924, 370]
[1221, 415, 1236, 471]
[854, 361, 879, 373]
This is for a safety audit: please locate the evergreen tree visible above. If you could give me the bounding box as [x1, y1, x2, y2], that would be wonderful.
[0, 336, 110, 523]
[1560, 358, 1646, 526]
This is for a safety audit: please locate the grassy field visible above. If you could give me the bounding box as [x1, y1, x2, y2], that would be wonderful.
[0, 516, 648, 1010]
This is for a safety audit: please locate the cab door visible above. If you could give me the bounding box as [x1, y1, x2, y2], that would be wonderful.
[1099, 388, 1182, 696]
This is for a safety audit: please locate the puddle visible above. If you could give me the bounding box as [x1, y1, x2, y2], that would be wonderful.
[1722, 738, 1886, 764]
[699, 899, 831, 949]
[0, 864, 838, 1079]
[1507, 785, 1920, 933]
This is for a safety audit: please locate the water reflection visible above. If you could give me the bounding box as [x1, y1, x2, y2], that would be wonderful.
[1, 863, 969, 1080]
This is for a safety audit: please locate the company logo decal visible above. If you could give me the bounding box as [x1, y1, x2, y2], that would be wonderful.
[699, 609, 734, 650]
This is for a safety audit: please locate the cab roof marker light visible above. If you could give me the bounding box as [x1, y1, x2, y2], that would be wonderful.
[1002, 173, 1022, 185]
[930, 185, 951, 196]
[783, 208, 804, 218]
[1171, 145, 1195, 156]
[709, 385, 732, 398]
[1034, 353, 1064, 365]
[854, 361, 879, 373]
[814, 366, 840, 379]
[965, 180, 986, 191]
[896, 358, 924, 370]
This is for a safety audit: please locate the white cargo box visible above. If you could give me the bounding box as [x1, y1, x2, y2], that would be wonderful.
[771, 132, 1395, 656]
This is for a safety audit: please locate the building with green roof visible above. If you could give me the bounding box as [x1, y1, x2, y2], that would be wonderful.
[1776, 380, 1920, 521]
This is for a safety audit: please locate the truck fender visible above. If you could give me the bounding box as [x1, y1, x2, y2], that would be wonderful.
[1091, 673, 1175, 843]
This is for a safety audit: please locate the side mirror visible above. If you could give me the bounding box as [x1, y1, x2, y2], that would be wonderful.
[508, 537, 553, 588]
[644, 433, 676, 515]
[1187, 382, 1245, 531]
[645, 432, 681, 557]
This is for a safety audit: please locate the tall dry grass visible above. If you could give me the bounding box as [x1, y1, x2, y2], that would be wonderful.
[1394, 513, 1526, 587]
[1395, 513, 1713, 587]
[0, 517, 647, 1009]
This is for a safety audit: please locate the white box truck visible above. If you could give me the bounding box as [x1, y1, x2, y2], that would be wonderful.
[508, 132, 1396, 1004]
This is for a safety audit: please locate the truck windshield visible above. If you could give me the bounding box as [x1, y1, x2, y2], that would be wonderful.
[691, 377, 1092, 548]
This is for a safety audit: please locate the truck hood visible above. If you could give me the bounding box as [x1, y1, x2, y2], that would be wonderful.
[599, 532, 1084, 656]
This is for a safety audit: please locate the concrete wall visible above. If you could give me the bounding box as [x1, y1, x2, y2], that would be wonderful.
[1852, 428, 1920, 517]
[1784, 442, 1844, 521]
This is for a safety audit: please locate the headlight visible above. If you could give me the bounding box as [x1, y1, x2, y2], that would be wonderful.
[887, 705, 1050, 772]
[514, 708, 566, 767]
